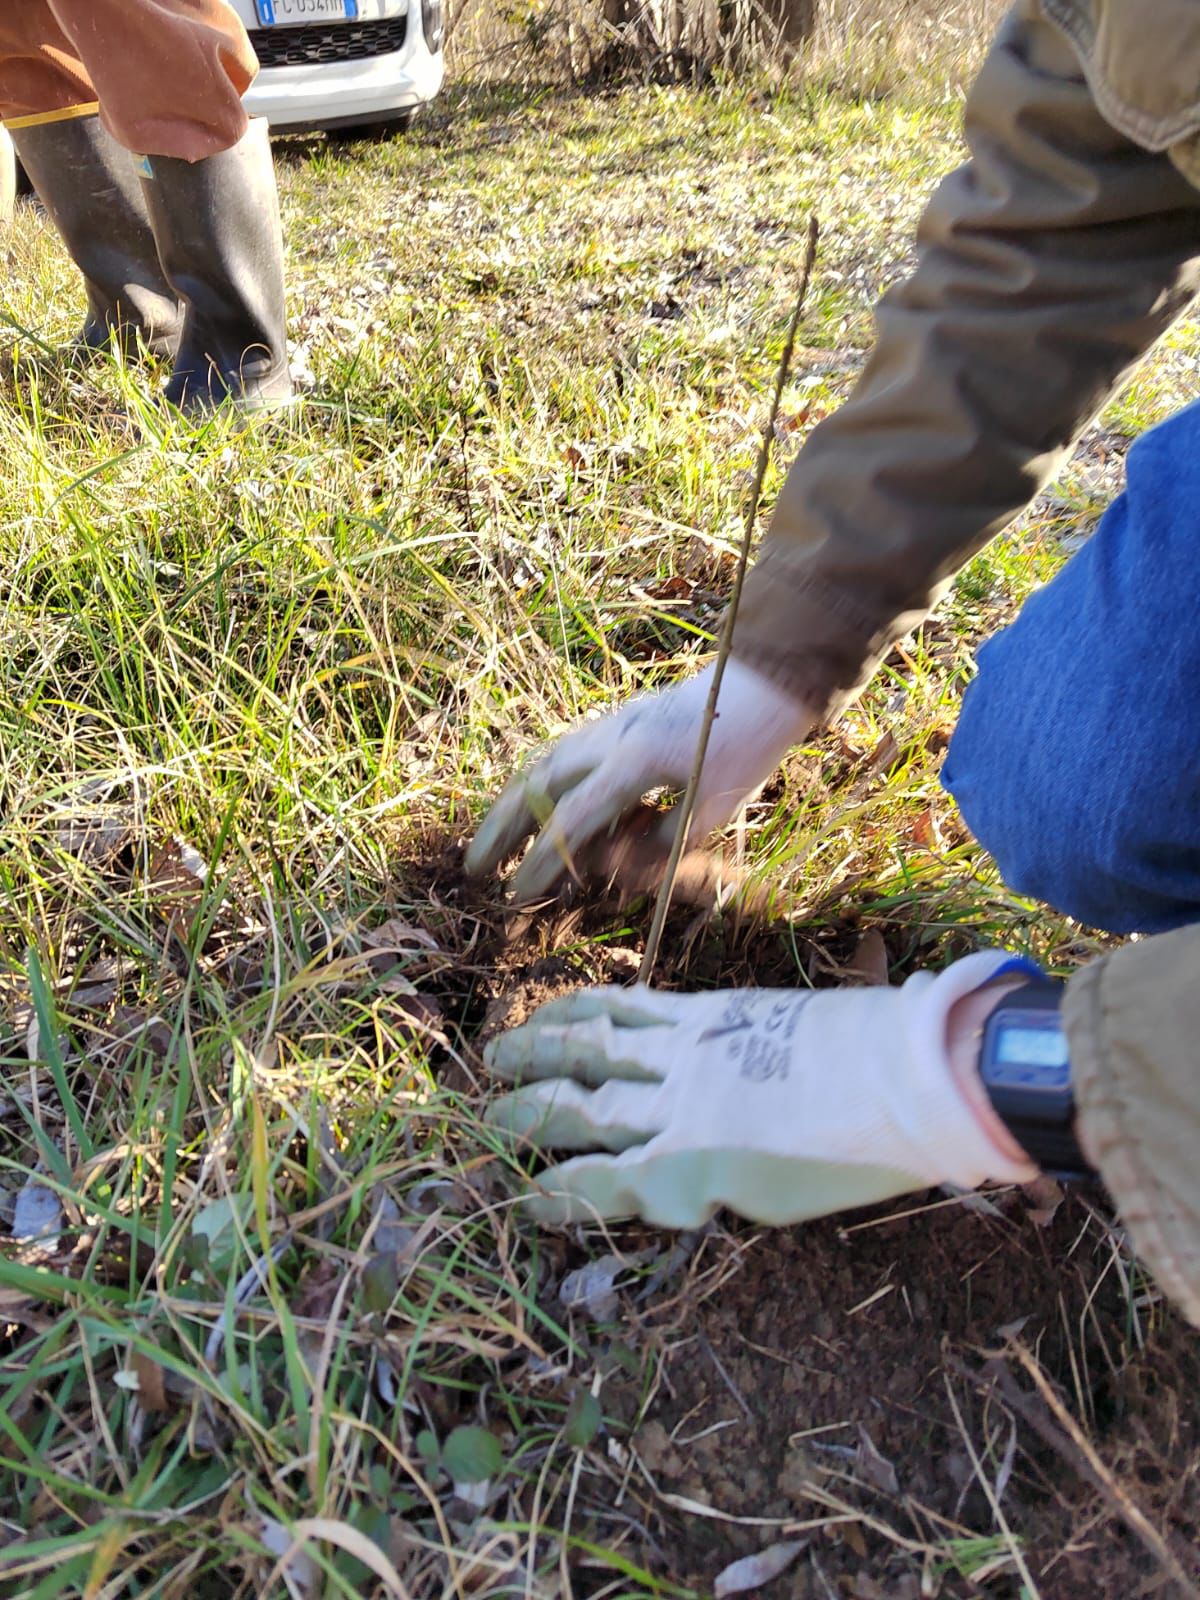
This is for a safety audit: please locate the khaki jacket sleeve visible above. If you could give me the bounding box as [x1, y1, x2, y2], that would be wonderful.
[1065, 926, 1200, 1329]
[732, 0, 1200, 714]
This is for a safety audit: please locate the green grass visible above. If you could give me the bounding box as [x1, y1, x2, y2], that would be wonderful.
[0, 77, 1196, 1596]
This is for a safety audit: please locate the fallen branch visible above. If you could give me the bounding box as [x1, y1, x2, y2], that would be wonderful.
[638, 216, 819, 984]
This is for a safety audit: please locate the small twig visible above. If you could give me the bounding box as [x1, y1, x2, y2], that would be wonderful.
[941, 1372, 1043, 1599]
[1000, 1342, 1200, 1597]
[700, 1332, 753, 1422]
[638, 216, 819, 984]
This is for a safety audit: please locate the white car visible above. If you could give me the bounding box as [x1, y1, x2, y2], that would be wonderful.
[227, 0, 444, 134]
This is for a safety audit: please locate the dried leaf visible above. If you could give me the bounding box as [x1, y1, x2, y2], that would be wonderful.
[854, 1426, 899, 1495]
[841, 1520, 868, 1559]
[293, 1256, 343, 1321]
[12, 1180, 62, 1247]
[996, 1314, 1031, 1341]
[866, 731, 899, 775]
[79, 956, 128, 986]
[602, 945, 643, 978]
[910, 807, 936, 850]
[1024, 1175, 1064, 1228]
[66, 981, 119, 1012]
[380, 990, 446, 1047]
[146, 837, 209, 938]
[369, 1189, 414, 1256]
[129, 1350, 169, 1413]
[773, 405, 812, 435]
[53, 809, 133, 866]
[560, 1254, 622, 1320]
[849, 928, 889, 987]
[409, 1177, 477, 1214]
[361, 917, 440, 957]
[714, 1540, 806, 1596]
[994, 1415, 1019, 1505]
[289, 1516, 407, 1594]
[107, 1007, 173, 1063]
[0, 1285, 39, 1323]
[375, 1355, 398, 1406]
[256, 1517, 317, 1594]
[643, 574, 693, 602]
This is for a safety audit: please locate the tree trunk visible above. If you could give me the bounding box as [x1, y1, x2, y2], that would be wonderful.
[753, 0, 817, 53]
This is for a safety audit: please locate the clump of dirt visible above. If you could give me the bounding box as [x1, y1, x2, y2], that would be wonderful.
[391, 850, 1200, 1599]
[389, 839, 876, 1036]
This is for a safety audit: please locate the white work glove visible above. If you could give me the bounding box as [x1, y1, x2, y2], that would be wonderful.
[485, 952, 1038, 1227]
[464, 660, 814, 901]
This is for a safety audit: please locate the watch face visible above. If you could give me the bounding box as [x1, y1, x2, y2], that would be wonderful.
[979, 987, 1087, 1171]
[983, 1016, 1071, 1091]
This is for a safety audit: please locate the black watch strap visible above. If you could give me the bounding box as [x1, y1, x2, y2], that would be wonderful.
[977, 979, 1094, 1181]
[995, 1115, 1091, 1180]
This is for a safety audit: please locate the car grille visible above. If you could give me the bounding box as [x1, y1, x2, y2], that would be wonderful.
[249, 17, 408, 67]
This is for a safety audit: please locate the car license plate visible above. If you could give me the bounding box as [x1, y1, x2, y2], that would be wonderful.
[255, 0, 358, 24]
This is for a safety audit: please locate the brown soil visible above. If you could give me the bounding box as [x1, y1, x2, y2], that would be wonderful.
[396, 853, 1200, 1600]
[612, 1198, 1200, 1599]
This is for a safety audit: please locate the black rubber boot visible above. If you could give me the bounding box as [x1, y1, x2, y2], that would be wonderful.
[138, 119, 292, 412]
[9, 115, 182, 359]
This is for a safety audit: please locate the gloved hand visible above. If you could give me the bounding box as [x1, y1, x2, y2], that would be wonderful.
[485, 953, 1038, 1227]
[464, 660, 814, 901]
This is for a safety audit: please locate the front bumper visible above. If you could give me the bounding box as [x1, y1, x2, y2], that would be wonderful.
[242, 14, 444, 130]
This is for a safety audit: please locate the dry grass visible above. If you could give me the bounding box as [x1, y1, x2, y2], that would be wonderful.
[0, 65, 1196, 1600]
[447, 0, 1007, 96]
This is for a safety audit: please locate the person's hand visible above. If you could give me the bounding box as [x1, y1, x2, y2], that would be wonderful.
[464, 659, 813, 901]
[484, 953, 1037, 1227]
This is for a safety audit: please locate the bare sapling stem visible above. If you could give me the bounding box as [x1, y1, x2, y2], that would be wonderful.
[638, 215, 819, 985]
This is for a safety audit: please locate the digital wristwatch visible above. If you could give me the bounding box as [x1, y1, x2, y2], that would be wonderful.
[976, 979, 1094, 1180]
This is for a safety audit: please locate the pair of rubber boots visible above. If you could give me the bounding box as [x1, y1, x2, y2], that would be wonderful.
[8, 115, 291, 412]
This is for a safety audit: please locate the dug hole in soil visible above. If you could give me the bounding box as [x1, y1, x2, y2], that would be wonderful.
[403, 852, 1200, 1600]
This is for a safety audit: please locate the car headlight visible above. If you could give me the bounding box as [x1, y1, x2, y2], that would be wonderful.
[422, 0, 443, 53]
